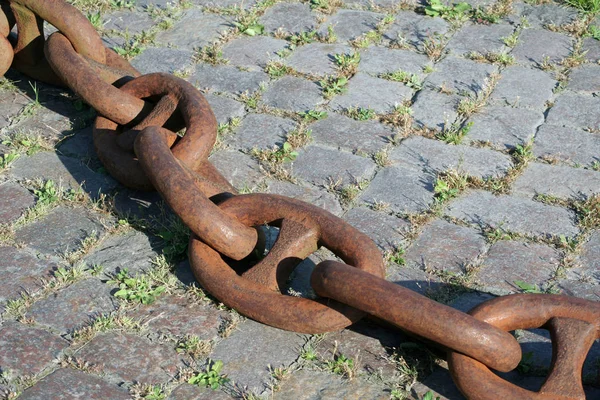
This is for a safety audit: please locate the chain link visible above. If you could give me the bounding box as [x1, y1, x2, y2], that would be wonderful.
[1, 1, 598, 398]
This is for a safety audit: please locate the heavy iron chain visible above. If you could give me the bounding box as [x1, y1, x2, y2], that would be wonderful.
[1, 1, 599, 398]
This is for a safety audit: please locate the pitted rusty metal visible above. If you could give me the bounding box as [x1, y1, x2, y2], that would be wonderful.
[94, 73, 217, 190]
[46, 32, 146, 125]
[135, 125, 258, 261]
[7, 0, 106, 85]
[2, 1, 598, 398]
[448, 294, 600, 400]
[311, 261, 523, 372]
[0, 2, 14, 76]
[188, 194, 386, 333]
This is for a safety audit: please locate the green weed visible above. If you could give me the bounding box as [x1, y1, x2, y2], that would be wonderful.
[109, 269, 166, 305]
[320, 76, 348, 99]
[188, 360, 229, 390]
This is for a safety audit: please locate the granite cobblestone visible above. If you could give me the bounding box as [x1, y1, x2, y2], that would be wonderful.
[1, 1, 599, 397]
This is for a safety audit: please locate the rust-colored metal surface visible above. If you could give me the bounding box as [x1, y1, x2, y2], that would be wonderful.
[45, 32, 146, 125]
[3, 1, 598, 398]
[135, 126, 258, 261]
[311, 260, 522, 372]
[0, 2, 14, 76]
[7, 0, 105, 85]
[189, 193, 386, 333]
[448, 294, 600, 399]
[94, 73, 217, 190]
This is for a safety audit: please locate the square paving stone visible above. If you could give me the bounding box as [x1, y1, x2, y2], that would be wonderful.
[84, 231, 160, 275]
[386, 264, 446, 296]
[344, 206, 410, 251]
[358, 46, 430, 76]
[329, 72, 413, 114]
[315, 320, 405, 380]
[210, 319, 307, 394]
[0, 87, 34, 129]
[9, 152, 118, 199]
[273, 369, 388, 399]
[546, 92, 600, 131]
[446, 23, 513, 55]
[490, 66, 556, 110]
[559, 280, 600, 301]
[513, 163, 600, 200]
[534, 124, 600, 166]
[14, 206, 107, 256]
[444, 190, 579, 238]
[404, 219, 487, 273]
[519, 3, 579, 29]
[478, 240, 560, 295]
[0, 247, 56, 307]
[309, 112, 392, 153]
[260, 76, 324, 112]
[572, 230, 600, 284]
[582, 37, 600, 62]
[381, 11, 450, 51]
[209, 150, 264, 190]
[193, 64, 269, 95]
[156, 10, 233, 50]
[167, 383, 231, 400]
[466, 106, 543, 149]
[266, 180, 343, 216]
[0, 322, 68, 377]
[192, 0, 257, 9]
[342, 0, 403, 7]
[127, 294, 225, 339]
[204, 93, 246, 125]
[412, 365, 465, 400]
[285, 43, 354, 77]
[423, 56, 497, 95]
[359, 165, 436, 214]
[131, 47, 194, 75]
[0, 181, 35, 224]
[512, 28, 572, 66]
[56, 127, 96, 162]
[448, 291, 495, 313]
[103, 9, 155, 35]
[234, 113, 297, 150]
[259, 2, 317, 34]
[76, 333, 183, 384]
[29, 278, 119, 333]
[568, 64, 600, 94]
[292, 145, 377, 186]
[19, 368, 130, 400]
[318, 9, 385, 42]
[390, 136, 513, 179]
[222, 36, 288, 71]
[411, 89, 460, 129]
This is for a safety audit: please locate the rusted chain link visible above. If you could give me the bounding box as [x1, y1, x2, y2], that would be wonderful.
[0, 2, 14, 76]
[448, 295, 600, 399]
[2, 1, 599, 398]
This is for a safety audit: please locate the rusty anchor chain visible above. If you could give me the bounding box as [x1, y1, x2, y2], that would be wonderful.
[1, 1, 598, 398]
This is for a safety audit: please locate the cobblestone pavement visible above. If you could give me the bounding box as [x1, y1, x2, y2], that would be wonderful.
[0, 0, 599, 398]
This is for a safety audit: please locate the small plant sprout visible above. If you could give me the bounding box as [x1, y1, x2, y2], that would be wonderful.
[436, 122, 473, 145]
[513, 280, 544, 294]
[334, 51, 361, 76]
[109, 269, 166, 305]
[320, 75, 348, 99]
[423, 390, 442, 400]
[300, 109, 328, 121]
[188, 359, 230, 390]
[425, 0, 471, 22]
[326, 352, 357, 379]
[347, 107, 377, 121]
